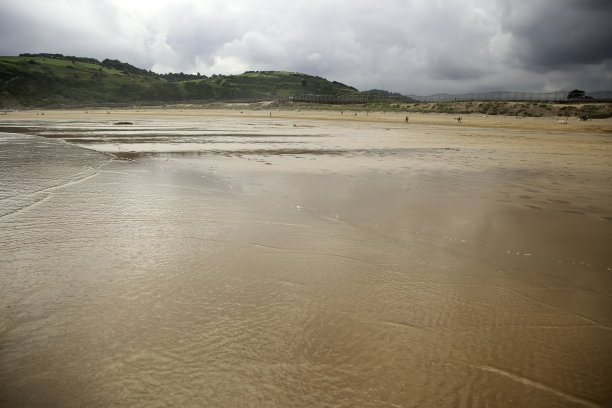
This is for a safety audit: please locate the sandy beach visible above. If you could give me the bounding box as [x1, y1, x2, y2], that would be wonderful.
[6, 106, 612, 134]
[1, 110, 611, 407]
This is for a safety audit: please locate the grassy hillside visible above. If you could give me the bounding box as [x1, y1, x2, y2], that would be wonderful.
[0, 55, 358, 108]
[2, 55, 609, 118]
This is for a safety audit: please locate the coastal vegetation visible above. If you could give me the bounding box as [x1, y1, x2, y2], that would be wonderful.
[270, 100, 612, 119]
[1, 54, 610, 118]
[0, 54, 358, 108]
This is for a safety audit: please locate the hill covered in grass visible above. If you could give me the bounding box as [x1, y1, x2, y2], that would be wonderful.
[0, 54, 358, 108]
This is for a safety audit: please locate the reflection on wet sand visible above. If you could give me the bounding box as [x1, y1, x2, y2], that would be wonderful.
[1, 116, 611, 407]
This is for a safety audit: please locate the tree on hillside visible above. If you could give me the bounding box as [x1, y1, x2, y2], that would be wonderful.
[568, 89, 586, 99]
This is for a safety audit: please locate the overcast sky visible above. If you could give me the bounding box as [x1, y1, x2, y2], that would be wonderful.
[1, 0, 611, 95]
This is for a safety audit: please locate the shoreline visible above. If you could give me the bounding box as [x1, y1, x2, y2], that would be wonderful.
[2, 108, 612, 134]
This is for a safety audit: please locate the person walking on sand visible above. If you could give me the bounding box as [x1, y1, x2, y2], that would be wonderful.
[405, 116, 409, 123]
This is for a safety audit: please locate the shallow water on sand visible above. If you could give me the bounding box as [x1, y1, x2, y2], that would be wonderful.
[1, 117, 611, 407]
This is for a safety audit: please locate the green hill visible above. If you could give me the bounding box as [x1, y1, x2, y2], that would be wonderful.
[0, 54, 358, 108]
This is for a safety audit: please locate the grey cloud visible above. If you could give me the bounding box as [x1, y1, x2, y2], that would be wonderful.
[1, 0, 611, 94]
[500, 0, 612, 70]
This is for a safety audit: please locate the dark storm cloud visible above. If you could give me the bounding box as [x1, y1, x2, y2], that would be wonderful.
[1, 0, 611, 94]
[500, 0, 612, 71]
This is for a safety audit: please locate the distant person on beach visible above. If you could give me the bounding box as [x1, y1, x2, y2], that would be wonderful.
[405, 116, 409, 123]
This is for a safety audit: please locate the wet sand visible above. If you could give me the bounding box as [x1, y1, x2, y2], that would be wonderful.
[1, 112, 611, 407]
[6, 106, 612, 133]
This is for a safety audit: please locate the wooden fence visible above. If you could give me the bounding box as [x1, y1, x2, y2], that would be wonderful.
[288, 91, 612, 104]
[405, 91, 612, 102]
